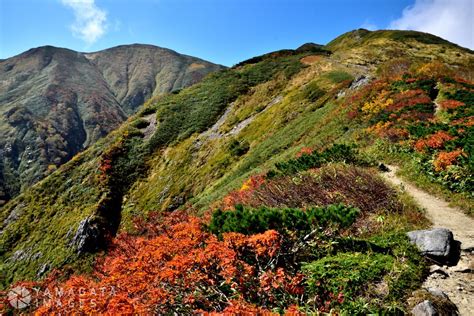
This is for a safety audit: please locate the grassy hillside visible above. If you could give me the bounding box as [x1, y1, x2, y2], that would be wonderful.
[0, 45, 223, 207]
[1, 29, 473, 313]
[0, 50, 312, 287]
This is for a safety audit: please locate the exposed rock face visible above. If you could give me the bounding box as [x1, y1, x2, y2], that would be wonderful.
[0, 45, 224, 205]
[69, 216, 103, 254]
[407, 228, 458, 263]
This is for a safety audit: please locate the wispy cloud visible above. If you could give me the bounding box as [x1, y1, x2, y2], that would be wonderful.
[389, 0, 473, 49]
[361, 19, 378, 31]
[61, 0, 107, 45]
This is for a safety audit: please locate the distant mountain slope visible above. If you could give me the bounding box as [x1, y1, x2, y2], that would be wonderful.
[1, 29, 473, 308]
[0, 45, 224, 204]
[85, 44, 224, 114]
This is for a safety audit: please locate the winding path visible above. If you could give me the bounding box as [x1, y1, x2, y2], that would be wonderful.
[382, 165, 474, 315]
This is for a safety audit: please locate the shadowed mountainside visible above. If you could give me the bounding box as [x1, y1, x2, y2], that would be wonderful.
[0, 45, 224, 204]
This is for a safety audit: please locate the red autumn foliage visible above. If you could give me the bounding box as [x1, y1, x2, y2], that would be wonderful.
[296, 147, 313, 157]
[388, 89, 431, 112]
[367, 121, 409, 142]
[23, 211, 305, 315]
[454, 76, 472, 85]
[414, 130, 454, 152]
[438, 99, 465, 110]
[259, 268, 305, 297]
[347, 109, 359, 120]
[452, 116, 474, 127]
[98, 158, 113, 181]
[433, 150, 463, 171]
[398, 111, 429, 122]
[285, 304, 306, 316]
[203, 299, 276, 315]
[394, 89, 425, 101]
[223, 174, 266, 210]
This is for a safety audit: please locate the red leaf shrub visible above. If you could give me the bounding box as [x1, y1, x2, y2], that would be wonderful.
[24, 211, 303, 315]
[433, 150, 463, 171]
[439, 99, 465, 110]
[414, 130, 454, 152]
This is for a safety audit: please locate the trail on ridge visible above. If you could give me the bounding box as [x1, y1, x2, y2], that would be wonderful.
[382, 165, 473, 315]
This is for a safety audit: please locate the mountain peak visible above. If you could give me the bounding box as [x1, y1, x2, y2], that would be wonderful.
[327, 28, 472, 52]
[0, 44, 224, 205]
[296, 42, 325, 52]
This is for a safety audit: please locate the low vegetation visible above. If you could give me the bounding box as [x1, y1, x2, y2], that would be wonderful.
[347, 63, 473, 213]
[1, 29, 472, 313]
[209, 203, 360, 236]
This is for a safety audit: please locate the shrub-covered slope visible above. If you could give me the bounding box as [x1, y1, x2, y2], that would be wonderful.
[0, 45, 223, 205]
[1, 29, 473, 313]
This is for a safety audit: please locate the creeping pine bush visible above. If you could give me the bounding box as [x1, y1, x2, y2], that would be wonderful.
[131, 119, 150, 129]
[390, 78, 436, 94]
[208, 204, 360, 236]
[302, 81, 326, 102]
[268, 144, 363, 177]
[229, 139, 250, 156]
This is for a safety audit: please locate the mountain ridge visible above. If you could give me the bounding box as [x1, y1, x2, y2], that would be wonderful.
[0, 44, 224, 205]
[1, 29, 473, 313]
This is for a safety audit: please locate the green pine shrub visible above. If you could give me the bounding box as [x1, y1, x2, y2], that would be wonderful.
[228, 139, 250, 156]
[303, 252, 394, 302]
[208, 203, 359, 236]
[302, 81, 326, 102]
[269, 144, 365, 177]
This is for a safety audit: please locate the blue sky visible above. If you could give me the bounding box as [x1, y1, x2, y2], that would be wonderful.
[0, 0, 472, 66]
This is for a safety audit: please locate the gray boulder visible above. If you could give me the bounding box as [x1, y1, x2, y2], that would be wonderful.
[412, 300, 438, 316]
[69, 216, 102, 254]
[407, 228, 458, 263]
[426, 288, 449, 300]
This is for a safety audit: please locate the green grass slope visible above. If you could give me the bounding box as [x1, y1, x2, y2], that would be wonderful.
[1, 29, 473, 291]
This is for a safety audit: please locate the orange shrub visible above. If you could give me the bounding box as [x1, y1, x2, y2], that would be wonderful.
[452, 116, 474, 127]
[414, 130, 454, 151]
[367, 121, 409, 141]
[296, 147, 313, 157]
[433, 150, 463, 171]
[438, 99, 465, 110]
[389, 89, 431, 112]
[240, 174, 265, 191]
[416, 60, 454, 79]
[27, 211, 301, 315]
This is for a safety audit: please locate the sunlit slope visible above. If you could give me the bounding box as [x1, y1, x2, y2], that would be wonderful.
[1, 29, 473, 288]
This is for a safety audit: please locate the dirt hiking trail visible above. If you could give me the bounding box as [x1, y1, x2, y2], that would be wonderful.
[382, 165, 474, 315]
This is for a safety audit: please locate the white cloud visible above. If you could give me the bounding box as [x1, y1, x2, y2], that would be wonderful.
[389, 0, 473, 49]
[61, 0, 107, 45]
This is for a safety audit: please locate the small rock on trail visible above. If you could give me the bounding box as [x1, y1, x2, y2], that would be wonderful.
[382, 165, 474, 315]
[407, 228, 460, 265]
